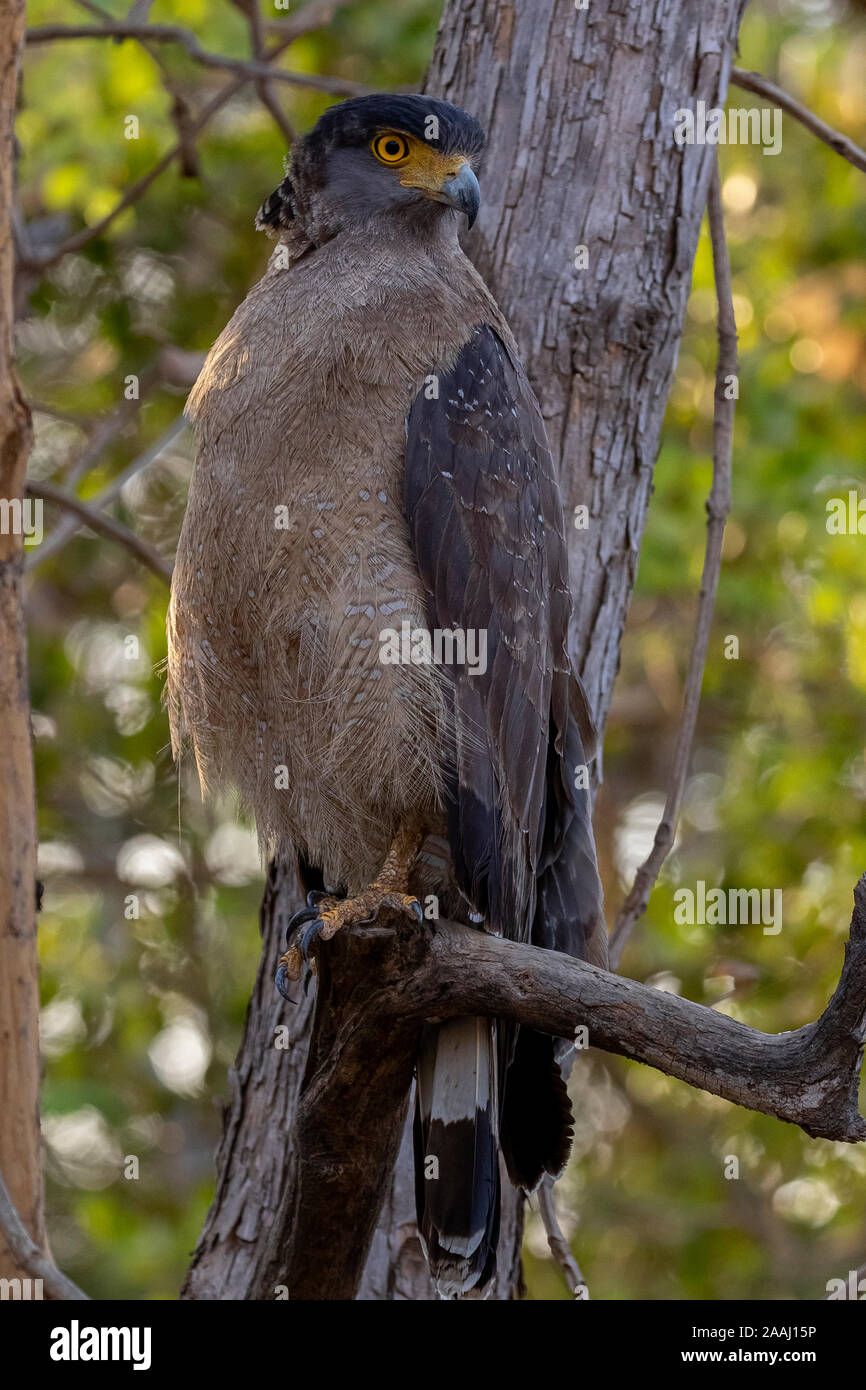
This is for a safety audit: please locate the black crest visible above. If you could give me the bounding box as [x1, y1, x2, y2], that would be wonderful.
[255, 172, 296, 233]
[303, 94, 486, 161]
[256, 94, 485, 234]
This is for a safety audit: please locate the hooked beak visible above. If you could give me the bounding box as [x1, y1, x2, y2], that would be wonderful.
[437, 164, 481, 228]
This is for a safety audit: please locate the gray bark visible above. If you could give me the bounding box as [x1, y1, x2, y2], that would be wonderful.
[182, 0, 750, 1300]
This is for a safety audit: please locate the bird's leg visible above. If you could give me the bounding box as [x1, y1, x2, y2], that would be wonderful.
[275, 815, 427, 996]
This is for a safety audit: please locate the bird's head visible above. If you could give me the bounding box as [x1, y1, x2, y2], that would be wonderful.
[257, 94, 485, 245]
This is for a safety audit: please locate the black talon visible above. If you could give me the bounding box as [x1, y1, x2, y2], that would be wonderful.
[306, 889, 330, 908]
[299, 918, 324, 959]
[284, 904, 321, 945]
[275, 961, 296, 1002]
[409, 899, 424, 922]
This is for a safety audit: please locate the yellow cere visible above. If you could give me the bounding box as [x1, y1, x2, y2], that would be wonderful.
[370, 130, 469, 194]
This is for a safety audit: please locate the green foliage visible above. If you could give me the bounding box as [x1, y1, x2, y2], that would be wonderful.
[571, 1, 866, 1304]
[19, 0, 866, 1299]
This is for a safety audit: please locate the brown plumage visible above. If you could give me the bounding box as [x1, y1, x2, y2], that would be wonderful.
[166, 94, 606, 1298]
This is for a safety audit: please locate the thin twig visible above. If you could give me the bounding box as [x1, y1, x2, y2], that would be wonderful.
[610, 71, 861, 963]
[0, 1166, 90, 1300]
[18, 79, 233, 271]
[20, 4, 365, 272]
[27, 414, 187, 571]
[731, 68, 866, 176]
[609, 155, 736, 968]
[140, 40, 203, 179]
[537, 1177, 589, 1299]
[26, 478, 173, 583]
[234, 0, 295, 147]
[78, 414, 188, 509]
[25, 23, 371, 96]
[73, 0, 351, 46]
[262, 0, 346, 39]
[255, 82, 296, 147]
[65, 365, 162, 490]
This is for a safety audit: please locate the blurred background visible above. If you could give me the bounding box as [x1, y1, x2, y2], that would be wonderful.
[17, 0, 866, 1298]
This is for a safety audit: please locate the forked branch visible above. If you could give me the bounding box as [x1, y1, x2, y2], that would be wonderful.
[0, 1168, 89, 1300]
[264, 874, 866, 1298]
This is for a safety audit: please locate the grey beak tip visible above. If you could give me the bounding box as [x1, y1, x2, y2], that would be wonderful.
[440, 166, 481, 228]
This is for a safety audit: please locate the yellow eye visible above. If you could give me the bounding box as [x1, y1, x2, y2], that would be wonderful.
[372, 132, 410, 165]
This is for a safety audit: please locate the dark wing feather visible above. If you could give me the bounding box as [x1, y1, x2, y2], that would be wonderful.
[404, 323, 605, 963]
[405, 322, 606, 1204]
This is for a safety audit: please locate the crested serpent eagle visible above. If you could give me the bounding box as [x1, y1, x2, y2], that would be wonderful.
[166, 93, 607, 1298]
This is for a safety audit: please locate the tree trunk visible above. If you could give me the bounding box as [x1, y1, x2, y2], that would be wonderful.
[0, 0, 46, 1280]
[183, 0, 750, 1300]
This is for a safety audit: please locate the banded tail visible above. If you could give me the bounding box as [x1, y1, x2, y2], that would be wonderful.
[413, 1016, 500, 1297]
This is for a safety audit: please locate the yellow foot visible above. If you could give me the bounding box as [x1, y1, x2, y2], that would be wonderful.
[275, 890, 423, 995]
[275, 815, 429, 999]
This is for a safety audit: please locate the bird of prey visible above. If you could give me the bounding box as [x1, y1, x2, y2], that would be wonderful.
[166, 93, 607, 1298]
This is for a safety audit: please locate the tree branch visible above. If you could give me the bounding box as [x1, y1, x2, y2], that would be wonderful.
[610, 155, 736, 966]
[414, 893, 866, 1143]
[0, 1166, 89, 1300]
[262, 1, 348, 41]
[261, 874, 866, 1298]
[19, 3, 365, 272]
[26, 414, 187, 572]
[538, 1178, 588, 1299]
[232, 0, 295, 147]
[731, 67, 866, 176]
[25, 23, 371, 96]
[26, 478, 173, 583]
